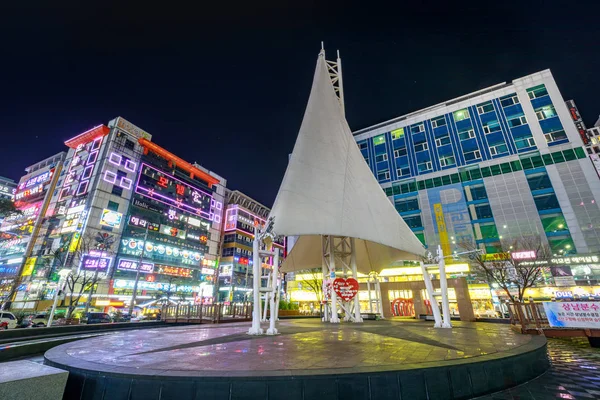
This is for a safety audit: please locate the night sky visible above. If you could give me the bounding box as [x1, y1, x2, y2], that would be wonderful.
[2, 2, 599, 206]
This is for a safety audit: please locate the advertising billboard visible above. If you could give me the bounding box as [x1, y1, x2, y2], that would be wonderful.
[543, 301, 600, 329]
[427, 183, 473, 253]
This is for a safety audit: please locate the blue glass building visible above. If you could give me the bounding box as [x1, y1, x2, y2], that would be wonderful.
[354, 70, 600, 257]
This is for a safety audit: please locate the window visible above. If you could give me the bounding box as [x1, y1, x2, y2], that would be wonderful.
[439, 156, 455, 167]
[544, 130, 568, 143]
[527, 173, 553, 191]
[417, 161, 432, 172]
[508, 115, 527, 128]
[459, 129, 476, 141]
[124, 139, 135, 151]
[375, 154, 388, 162]
[489, 144, 508, 156]
[414, 142, 428, 152]
[394, 147, 407, 158]
[397, 167, 410, 176]
[116, 170, 127, 179]
[527, 84, 549, 99]
[111, 185, 123, 196]
[363, 156, 369, 164]
[453, 109, 470, 122]
[107, 201, 119, 212]
[464, 150, 481, 162]
[411, 124, 424, 134]
[474, 204, 493, 219]
[534, 193, 561, 210]
[500, 94, 520, 107]
[468, 185, 488, 201]
[482, 121, 501, 134]
[535, 105, 558, 120]
[403, 215, 423, 229]
[358, 142, 368, 150]
[377, 170, 390, 181]
[391, 128, 405, 139]
[515, 136, 536, 149]
[395, 197, 419, 213]
[435, 136, 451, 146]
[431, 117, 446, 128]
[373, 135, 386, 145]
[477, 102, 494, 114]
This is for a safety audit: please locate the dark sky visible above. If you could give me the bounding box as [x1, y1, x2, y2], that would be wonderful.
[2, 2, 599, 206]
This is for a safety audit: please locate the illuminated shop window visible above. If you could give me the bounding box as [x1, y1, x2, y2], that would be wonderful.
[373, 135, 386, 146]
[391, 128, 405, 139]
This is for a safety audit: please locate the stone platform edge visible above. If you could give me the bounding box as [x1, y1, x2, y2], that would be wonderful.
[44, 335, 549, 400]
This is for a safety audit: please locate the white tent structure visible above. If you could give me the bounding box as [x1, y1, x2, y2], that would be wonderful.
[260, 47, 434, 327]
[246, 47, 453, 335]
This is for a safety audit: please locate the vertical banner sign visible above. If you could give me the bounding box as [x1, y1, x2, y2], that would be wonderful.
[433, 203, 451, 259]
[428, 184, 473, 254]
[565, 100, 589, 145]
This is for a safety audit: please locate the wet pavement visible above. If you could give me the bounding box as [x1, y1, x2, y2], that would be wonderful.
[44, 319, 540, 376]
[476, 338, 600, 400]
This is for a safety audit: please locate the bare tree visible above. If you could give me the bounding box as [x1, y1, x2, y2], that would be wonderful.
[299, 268, 323, 303]
[459, 236, 553, 303]
[51, 232, 113, 318]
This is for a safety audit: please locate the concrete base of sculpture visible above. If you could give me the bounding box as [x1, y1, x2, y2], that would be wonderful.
[44, 319, 549, 400]
[0, 360, 68, 400]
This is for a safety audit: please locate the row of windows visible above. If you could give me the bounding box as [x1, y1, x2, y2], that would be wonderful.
[383, 147, 587, 197]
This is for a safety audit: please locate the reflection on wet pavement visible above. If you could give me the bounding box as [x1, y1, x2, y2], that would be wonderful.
[53, 319, 535, 375]
[476, 338, 600, 400]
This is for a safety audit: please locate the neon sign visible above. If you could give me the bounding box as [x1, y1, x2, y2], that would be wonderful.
[128, 215, 160, 231]
[120, 238, 204, 266]
[157, 264, 193, 278]
[80, 253, 112, 272]
[14, 184, 44, 201]
[60, 136, 103, 200]
[117, 259, 154, 273]
[135, 163, 213, 219]
[99, 209, 123, 229]
[512, 251, 536, 260]
[18, 170, 53, 191]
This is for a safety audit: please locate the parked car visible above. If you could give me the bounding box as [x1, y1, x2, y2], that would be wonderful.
[85, 312, 113, 324]
[0, 312, 18, 329]
[29, 314, 49, 327]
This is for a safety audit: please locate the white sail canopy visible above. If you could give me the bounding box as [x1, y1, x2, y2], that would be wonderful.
[269, 52, 425, 274]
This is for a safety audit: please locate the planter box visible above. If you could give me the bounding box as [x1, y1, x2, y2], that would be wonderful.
[276, 310, 300, 316]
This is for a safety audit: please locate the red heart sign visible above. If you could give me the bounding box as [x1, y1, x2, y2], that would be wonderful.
[332, 278, 359, 302]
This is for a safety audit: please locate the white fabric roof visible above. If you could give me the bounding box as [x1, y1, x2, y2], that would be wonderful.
[269, 52, 425, 274]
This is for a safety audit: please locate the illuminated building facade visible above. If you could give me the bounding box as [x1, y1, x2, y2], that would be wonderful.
[354, 70, 600, 259]
[0, 176, 16, 202]
[0, 152, 65, 304]
[112, 138, 226, 307]
[218, 190, 284, 302]
[11, 117, 227, 311]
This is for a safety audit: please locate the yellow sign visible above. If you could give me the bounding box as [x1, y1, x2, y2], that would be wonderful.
[69, 232, 81, 252]
[483, 252, 510, 261]
[433, 203, 452, 258]
[21, 257, 37, 276]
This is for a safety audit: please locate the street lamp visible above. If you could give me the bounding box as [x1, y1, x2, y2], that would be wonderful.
[47, 268, 72, 327]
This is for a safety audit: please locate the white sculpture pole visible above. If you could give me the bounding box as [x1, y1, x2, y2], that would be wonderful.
[420, 261, 443, 328]
[438, 245, 452, 328]
[321, 237, 329, 322]
[350, 238, 363, 323]
[267, 248, 279, 335]
[248, 225, 263, 335]
[375, 275, 384, 319]
[329, 236, 340, 323]
[367, 278, 373, 313]
[262, 272, 270, 322]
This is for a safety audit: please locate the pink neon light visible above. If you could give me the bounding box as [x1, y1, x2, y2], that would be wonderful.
[124, 159, 137, 172]
[136, 185, 212, 218]
[214, 214, 221, 224]
[58, 187, 71, 201]
[86, 151, 99, 166]
[82, 165, 94, 180]
[120, 177, 132, 190]
[103, 170, 117, 184]
[91, 136, 103, 150]
[109, 152, 122, 166]
[135, 163, 213, 218]
[76, 180, 89, 196]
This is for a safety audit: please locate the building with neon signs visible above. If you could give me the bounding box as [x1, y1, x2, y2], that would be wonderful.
[218, 190, 284, 302]
[112, 138, 226, 307]
[348, 69, 600, 315]
[0, 152, 65, 304]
